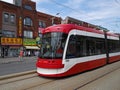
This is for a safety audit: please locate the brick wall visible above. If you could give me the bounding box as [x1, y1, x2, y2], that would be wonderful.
[0, 0, 61, 38]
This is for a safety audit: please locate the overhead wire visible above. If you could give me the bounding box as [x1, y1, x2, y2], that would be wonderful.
[114, 0, 120, 6]
[49, 0, 119, 32]
[49, 0, 94, 20]
[114, 0, 120, 32]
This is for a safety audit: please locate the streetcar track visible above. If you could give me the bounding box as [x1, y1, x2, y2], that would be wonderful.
[0, 70, 36, 85]
[74, 66, 120, 90]
[26, 61, 120, 90]
[24, 79, 55, 90]
[0, 71, 56, 90]
[0, 74, 37, 85]
[0, 61, 120, 90]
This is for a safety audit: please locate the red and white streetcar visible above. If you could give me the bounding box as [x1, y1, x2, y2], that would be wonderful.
[36, 24, 120, 77]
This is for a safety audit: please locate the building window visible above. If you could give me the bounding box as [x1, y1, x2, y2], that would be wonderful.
[10, 14, 15, 24]
[24, 5, 33, 10]
[3, 12, 16, 24]
[39, 21, 46, 28]
[2, 30, 15, 37]
[24, 30, 33, 38]
[4, 13, 9, 23]
[24, 17, 33, 26]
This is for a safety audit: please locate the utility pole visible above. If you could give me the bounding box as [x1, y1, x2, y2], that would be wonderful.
[0, 30, 2, 58]
[0, 29, 4, 58]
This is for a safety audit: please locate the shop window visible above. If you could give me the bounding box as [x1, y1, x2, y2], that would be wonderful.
[24, 30, 33, 38]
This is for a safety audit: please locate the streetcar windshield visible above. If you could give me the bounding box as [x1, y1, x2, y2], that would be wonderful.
[39, 32, 67, 59]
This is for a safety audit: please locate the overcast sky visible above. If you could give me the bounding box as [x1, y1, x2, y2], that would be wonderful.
[1, 0, 120, 33]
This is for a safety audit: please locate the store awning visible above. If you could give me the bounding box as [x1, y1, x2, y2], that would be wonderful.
[25, 46, 40, 50]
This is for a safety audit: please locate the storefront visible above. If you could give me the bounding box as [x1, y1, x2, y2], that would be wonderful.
[1, 37, 22, 57]
[23, 38, 40, 56]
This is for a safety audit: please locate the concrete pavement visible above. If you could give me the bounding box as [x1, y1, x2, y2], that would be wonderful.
[0, 56, 38, 64]
[0, 56, 38, 76]
[78, 67, 120, 90]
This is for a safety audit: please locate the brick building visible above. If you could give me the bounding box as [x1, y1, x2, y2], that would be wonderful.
[0, 0, 61, 57]
[61, 16, 101, 30]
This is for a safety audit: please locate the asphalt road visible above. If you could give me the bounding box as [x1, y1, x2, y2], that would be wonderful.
[0, 57, 37, 76]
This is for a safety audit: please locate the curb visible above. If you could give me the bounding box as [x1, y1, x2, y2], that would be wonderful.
[0, 70, 36, 81]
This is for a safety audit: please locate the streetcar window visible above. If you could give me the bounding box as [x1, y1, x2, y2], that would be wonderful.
[39, 32, 67, 59]
[108, 40, 120, 53]
[66, 35, 106, 59]
[95, 39, 106, 54]
[66, 35, 86, 59]
[66, 35, 76, 59]
[86, 39, 96, 56]
[85, 37, 106, 55]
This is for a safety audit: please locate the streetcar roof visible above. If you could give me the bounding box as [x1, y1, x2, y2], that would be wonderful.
[42, 24, 119, 37]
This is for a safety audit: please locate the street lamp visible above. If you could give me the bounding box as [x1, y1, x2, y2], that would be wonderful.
[51, 17, 55, 25]
[51, 13, 60, 25]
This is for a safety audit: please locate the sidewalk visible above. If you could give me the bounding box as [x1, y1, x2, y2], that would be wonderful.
[0, 56, 38, 64]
